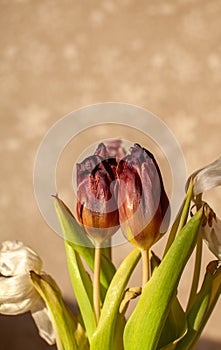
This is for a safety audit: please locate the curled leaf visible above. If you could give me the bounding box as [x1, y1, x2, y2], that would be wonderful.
[119, 286, 142, 314]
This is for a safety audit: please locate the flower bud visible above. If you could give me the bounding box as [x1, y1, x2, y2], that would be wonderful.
[76, 153, 119, 244]
[116, 144, 170, 250]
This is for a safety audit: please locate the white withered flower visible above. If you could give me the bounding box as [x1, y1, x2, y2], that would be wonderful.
[201, 204, 221, 260]
[188, 157, 221, 260]
[0, 240, 55, 345]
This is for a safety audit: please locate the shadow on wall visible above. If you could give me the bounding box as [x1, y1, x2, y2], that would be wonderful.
[1, 311, 221, 350]
[0, 313, 56, 350]
[196, 338, 221, 350]
[0, 301, 78, 350]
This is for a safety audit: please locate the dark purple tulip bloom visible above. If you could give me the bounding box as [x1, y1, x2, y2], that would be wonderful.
[116, 144, 170, 250]
[76, 150, 119, 244]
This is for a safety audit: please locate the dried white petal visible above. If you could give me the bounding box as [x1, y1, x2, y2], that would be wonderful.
[0, 240, 42, 276]
[31, 298, 56, 345]
[0, 240, 55, 345]
[186, 158, 221, 259]
[0, 274, 40, 314]
[188, 157, 221, 196]
[201, 218, 221, 260]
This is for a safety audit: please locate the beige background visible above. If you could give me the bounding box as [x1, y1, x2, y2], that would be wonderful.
[0, 1, 220, 349]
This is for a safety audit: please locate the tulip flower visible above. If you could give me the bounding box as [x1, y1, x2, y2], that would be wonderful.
[0, 240, 55, 345]
[116, 144, 170, 286]
[76, 142, 123, 324]
[117, 144, 170, 250]
[76, 154, 119, 244]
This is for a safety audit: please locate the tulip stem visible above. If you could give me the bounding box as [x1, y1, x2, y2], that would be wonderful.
[141, 249, 150, 289]
[94, 245, 101, 324]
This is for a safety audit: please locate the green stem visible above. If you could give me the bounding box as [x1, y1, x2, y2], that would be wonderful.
[186, 235, 203, 312]
[141, 249, 150, 289]
[94, 245, 101, 324]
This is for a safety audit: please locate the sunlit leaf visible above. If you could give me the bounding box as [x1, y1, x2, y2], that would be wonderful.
[124, 209, 203, 350]
[149, 253, 187, 349]
[164, 180, 193, 256]
[64, 243, 96, 342]
[158, 296, 187, 349]
[90, 249, 141, 350]
[175, 260, 221, 350]
[54, 196, 116, 290]
[30, 271, 78, 350]
[113, 313, 126, 350]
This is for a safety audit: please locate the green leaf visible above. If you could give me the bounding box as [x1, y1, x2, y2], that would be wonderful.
[101, 239, 112, 260]
[164, 180, 193, 256]
[150, 253, 187, 349]
[90, 249, 141, 350]
[54, 196, 116, 290]
[64, 242, 96, 342]
[175, 260, 221, 350]
[186, 235, 203, 312]
[30, 271, 78, 350]
[113, 313, 126, 350]
[124, 208, 203, 350]
[74, 321, 90, 350]
[158, 296, 187, 349]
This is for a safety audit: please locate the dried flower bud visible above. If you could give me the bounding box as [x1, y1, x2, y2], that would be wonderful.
[116, 144, 170, 250]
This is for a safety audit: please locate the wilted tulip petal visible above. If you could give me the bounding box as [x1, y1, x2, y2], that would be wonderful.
[95, 140, 126, 161]
[31, 298, 56, 346]
[0, 240, 55, 345]
[202, 215, 221, 260]
[117, 144, 170, 250]
[0, 273, 40, 314]
[188, 157, 221, 196]
[0, 240, 42, 276]
[188, 157, 221, 260]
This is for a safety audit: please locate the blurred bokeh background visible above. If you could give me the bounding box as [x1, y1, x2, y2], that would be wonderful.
[0, 0, 220, 349]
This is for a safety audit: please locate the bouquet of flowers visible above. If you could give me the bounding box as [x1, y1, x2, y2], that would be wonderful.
[0, 140, 220, 350]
